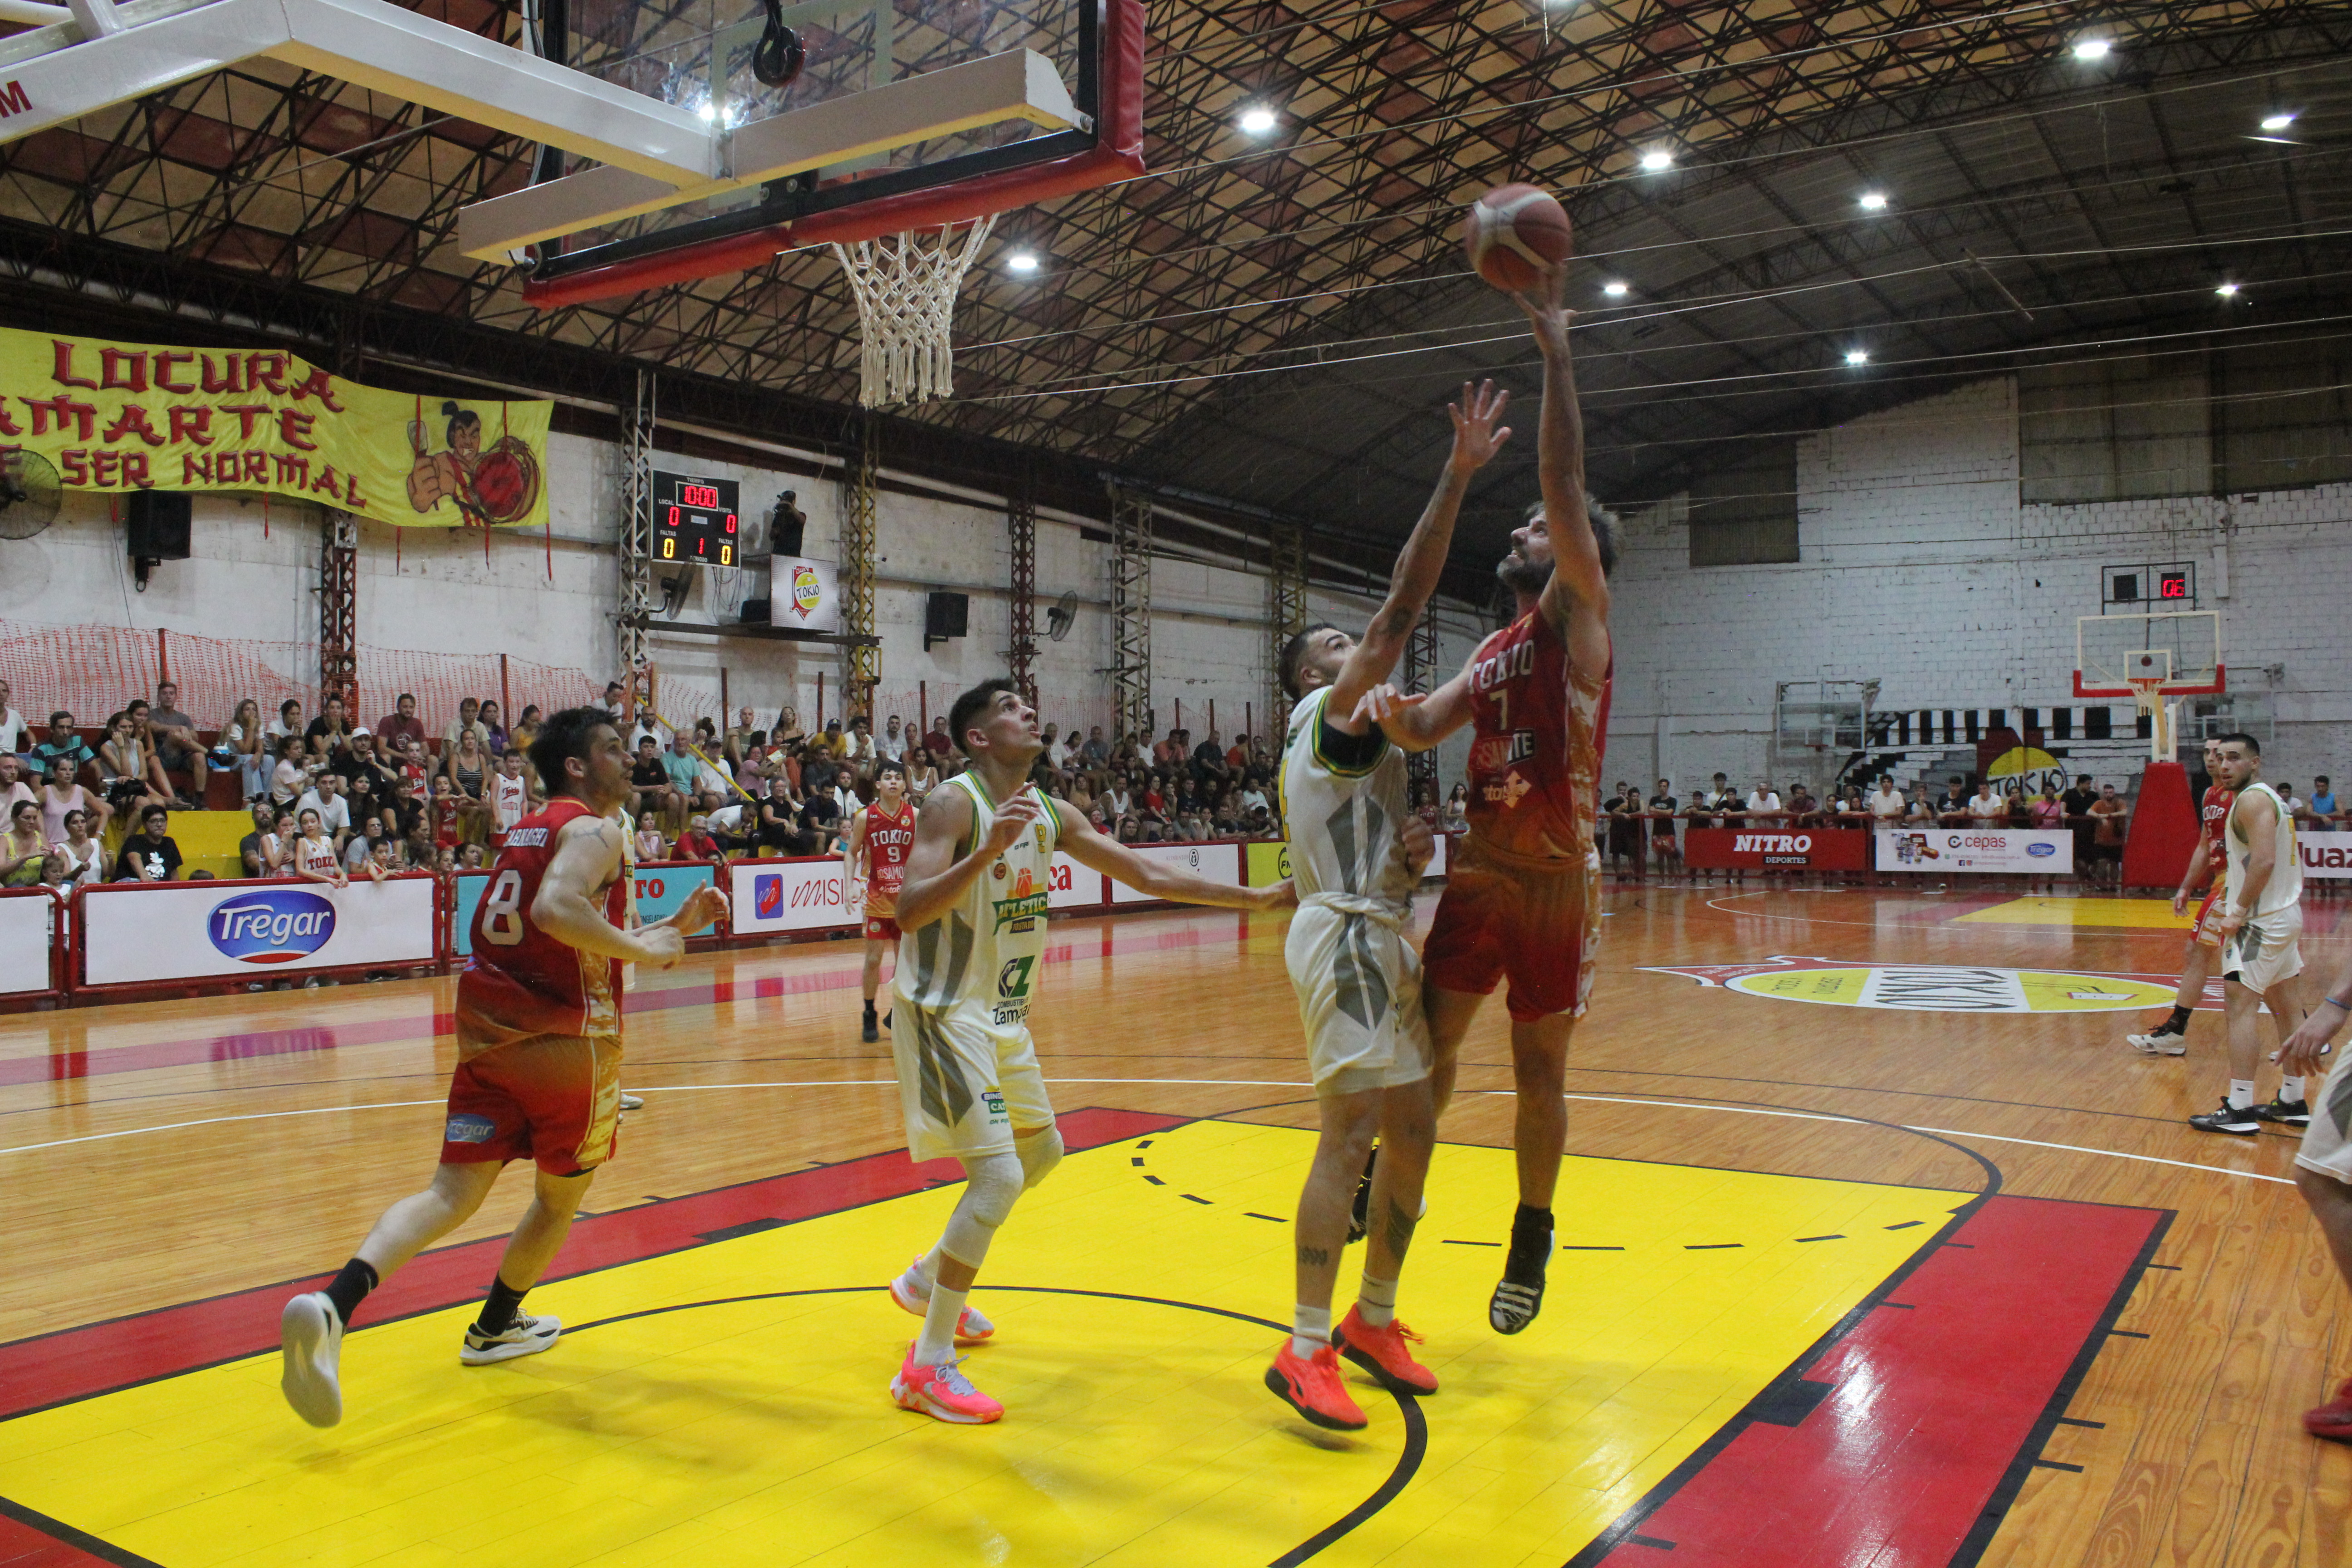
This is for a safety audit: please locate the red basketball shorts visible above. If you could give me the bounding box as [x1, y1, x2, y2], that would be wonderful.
[864, 914, 900, 942]
[440, 1032, 622, 1176]
[1422, 841, 1600, 1023]
[2190, 884, 2225, 950]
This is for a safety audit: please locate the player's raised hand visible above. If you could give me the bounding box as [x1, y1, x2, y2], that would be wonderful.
[1448, 380, 1512, 473]
[639, 923, 687, 969]
[981, 789, 1047, 859]
[1512, 262, 1573, 347]
[1351, 683, 1425, 728]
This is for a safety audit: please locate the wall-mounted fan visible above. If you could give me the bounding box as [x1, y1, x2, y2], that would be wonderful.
[1046, 589, 1079, 641]
[0, 450, 61, 540]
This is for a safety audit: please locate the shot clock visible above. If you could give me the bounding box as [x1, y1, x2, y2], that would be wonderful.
[652, 471, 740, 568]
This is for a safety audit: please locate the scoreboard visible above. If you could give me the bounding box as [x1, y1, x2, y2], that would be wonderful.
[652, 471, 740, 568]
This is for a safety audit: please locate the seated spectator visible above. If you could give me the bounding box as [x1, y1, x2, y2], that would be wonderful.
[456, 842, 487, 870]
[0, 678, 25, 756]
[757, 775, 804, 855]
[476, 700, 509, 757]
[113, 805, 183, 882]
[265, 697, 304, 753]
[0, 754, 31, 818]
[382, 774, 424, 848]
[843, 715, 877, 779]
[99, 710, 173, 816]
[509, 705, 543, 761]
[385, 732, 429, 797]
[1, 799, 46, 886]
[290, 807, 345, 887]
[1080, 725, 1110, 768]
[147, 680, 211, 801]
[343, 816, 392, 874]
[238, 802, 284, 878]
[1193, 730, 1231, 786]
[36, 850, 70, 889]
[632, 815, 668, 862]
[677, 816, 721, 862]
[442, 727, 496, 840]
[443, 696, 491, 759]
[52, 808, 104, 887]
[626, 735, 668, 823]
[488, 750, 534, 845]
[703, 799, 751, 854]
[376, 693, 427, 757]
[600, 681, 628, 720]
[799, 763, 845, 852]
[691, 746, 732, 817]
[403, 826, 435, 871]
[357, 838, 396, 884]
[428, 775, 464, 852]
[296, 772, 354, 853]
[304, 694, 358, 774]
[922, 716, 952, 759]
[220, 697, 272, 804]
[1247, 804, 1279, 838]
[661, 734, 702, 828]
[30, 711, 98, 791]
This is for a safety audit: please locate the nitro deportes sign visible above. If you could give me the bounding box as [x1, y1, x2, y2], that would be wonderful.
[1682, 829, 1869, 872]
[209, 889, 337, 963]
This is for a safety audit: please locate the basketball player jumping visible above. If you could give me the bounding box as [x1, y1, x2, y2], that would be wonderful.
[1355, 267, 1615, 1333]
[2188, 733, 2315, 1135]
[882, 678, 1294, 1424]
[844, 757, 917, 1043]
[1264, 379, 1510, 1430]
[278, 708, 726, 1427]
[2127, 739, 2228, 1057]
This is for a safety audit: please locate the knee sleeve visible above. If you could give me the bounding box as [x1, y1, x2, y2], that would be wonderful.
[1016, 1124, 1063, 1191]
[939, 1151, 1023, 1269]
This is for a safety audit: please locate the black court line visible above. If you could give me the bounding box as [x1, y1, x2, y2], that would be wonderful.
[1885, 1220, 1924, 1230]
[1442, 1238, 1501, 1247]
[1684, 1243, 1742, 1250]
[2055, 1416, 2106, 1429]
[2105, 1328, 2150, 1338]
[1627, 1534, 1678, 1551]
[1795, 1234, 1844, 1242]
[2032, 1460, 2086, 1473]
[1563, 1245, 1626, 1251]
[563, 1284, 1426, 1568]
[1880, 1302, 1916, 1310]
[1181, 1193, 1214, 1205]
[0, 1497, 161, 1568]
[1244, 1212, 1287, 1223]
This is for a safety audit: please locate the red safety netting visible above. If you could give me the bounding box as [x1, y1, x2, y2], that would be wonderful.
[0, 622, 311, 729]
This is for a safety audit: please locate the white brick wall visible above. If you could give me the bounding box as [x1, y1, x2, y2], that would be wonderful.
[1606, 376, 2352, 793]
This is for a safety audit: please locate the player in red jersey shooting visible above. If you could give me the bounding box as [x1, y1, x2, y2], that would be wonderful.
[278, 707, 726, 1428]
[1354, 263, 1616, 1334]
[844, 756, 917, 1042]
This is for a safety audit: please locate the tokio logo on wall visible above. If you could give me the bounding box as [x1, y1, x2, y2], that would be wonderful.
[208, 889, 338, 964]
[1641, 954, 2190, 1014]
[790, 564, 823, 620]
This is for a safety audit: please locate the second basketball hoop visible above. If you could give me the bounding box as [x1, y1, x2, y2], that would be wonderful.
[830, 218, 998, 408]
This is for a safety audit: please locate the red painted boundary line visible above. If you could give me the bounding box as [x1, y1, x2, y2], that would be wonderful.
[1580, 1193, 2166, 1567]
[0, 1106, 1182, 1424]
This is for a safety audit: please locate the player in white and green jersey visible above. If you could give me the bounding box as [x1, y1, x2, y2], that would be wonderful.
[1263, 379, 1511, 1431]
[882, 677, 1295, 1425]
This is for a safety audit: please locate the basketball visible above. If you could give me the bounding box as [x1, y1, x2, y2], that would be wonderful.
[1463, 183, 1573, 292]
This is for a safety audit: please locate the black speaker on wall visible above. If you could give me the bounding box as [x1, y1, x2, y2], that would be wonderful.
[126, 490, 191, 591]
[925, 591, 969, 649]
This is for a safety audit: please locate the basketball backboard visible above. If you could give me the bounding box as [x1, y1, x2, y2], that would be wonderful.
[2074, 609, 2223, 699]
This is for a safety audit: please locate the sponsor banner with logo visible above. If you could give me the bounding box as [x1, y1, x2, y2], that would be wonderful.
[451, 862, 716, 956]
[728, 857, 857, 936]
[2298, 832, 2352, 879]
[1643, 954, 2191, 1014]
[1, 325, 552, 528]
[1111, 841, 1245, 905]
[79, 875, 438, 986]
[0, 889, 55, 997]
[1246, 832, 1448, 887]
[1683, 828, 1870, 872]
[768, 554, 842, 633]
[1048, 852, 1105, 911]
[1875, 828, 2074, 874]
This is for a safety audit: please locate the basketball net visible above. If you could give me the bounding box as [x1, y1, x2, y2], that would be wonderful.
[2128, 675, 2178, 762]
[830, 217, 996, 408]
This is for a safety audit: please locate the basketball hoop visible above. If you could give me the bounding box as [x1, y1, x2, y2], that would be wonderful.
[830, 217, 997, 408]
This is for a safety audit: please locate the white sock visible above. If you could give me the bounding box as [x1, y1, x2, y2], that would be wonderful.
[2282, 1076, 2308, 1103]
[915, 1283, 967, 1367]
[2229, 1078, 2256, 1110]
[1356, 1273, 1399, 1329]
[1291, 1304, 1332, 1360]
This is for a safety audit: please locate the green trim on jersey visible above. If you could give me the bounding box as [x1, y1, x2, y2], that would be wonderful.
[1305, 686, 1390, 779]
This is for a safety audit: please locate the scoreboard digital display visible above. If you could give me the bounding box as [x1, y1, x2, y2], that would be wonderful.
[652, 471, 740, 568]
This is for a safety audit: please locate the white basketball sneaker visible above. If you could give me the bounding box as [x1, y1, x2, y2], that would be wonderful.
[279, 1292, 345, 1428]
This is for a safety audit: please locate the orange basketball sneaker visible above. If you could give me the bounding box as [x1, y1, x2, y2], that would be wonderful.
[1265, 1341, 1367, 1430]
[2306, 1379, 2352, 1444]
[1333, 1305, 1438, 1396]
[892, 1343, 1004, 1424]
[888, 1260, 996, 1343]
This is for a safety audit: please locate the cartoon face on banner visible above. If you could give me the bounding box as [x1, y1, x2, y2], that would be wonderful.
[405, 398, 544, 528]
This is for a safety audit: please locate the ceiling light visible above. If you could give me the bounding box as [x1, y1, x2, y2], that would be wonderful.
[1602, 280, 1630, 298]
[1858, 191, 1889, 211]
[2071, 37, 2111, 61]
[695, 99, 717, 122]
[1238, 105, 1278, 136]
[1844, 349, 1870, 366]
[1006, 252, 1040, 275]
[1638, 149, 1675, 172]
[2215, 281, 2240, 298]
[2260, 112, 2297, 131]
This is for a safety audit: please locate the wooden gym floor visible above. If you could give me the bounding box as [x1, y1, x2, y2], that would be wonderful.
[2, 881, 2347, 1567]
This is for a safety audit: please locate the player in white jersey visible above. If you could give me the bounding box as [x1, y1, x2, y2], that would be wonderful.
[490, 751, 534, 846]
[882, 677, 1294, 1424]
[2190, 732, 2317, 1135]
[1263, 379, 1509, 1431]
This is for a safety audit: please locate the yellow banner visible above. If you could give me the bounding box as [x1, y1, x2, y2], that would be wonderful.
[0, 326, 552, 529]
[1245, 840, 1292, 886]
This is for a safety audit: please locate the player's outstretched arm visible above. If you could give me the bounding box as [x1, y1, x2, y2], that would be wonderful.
[1058, 807, 1295, 912]
[531, 814, 686, 967]
[1351, 664, 1476, 754]
[1326, 382, 1510, 734]
[840, 811, 866, 903]
[1515, 269, 1611, 674]
[892, 784, 1036, 932]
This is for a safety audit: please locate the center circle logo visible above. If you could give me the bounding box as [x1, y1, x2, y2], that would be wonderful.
[208, 888, 337, 965]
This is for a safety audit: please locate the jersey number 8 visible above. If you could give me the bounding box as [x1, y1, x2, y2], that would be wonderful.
[481, 868, 526, 946]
